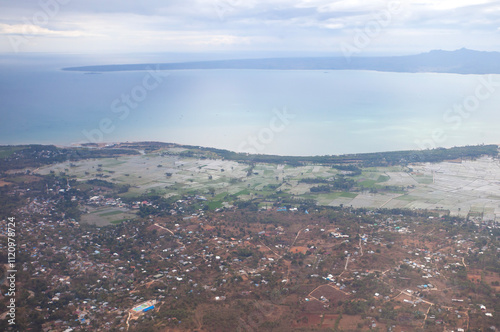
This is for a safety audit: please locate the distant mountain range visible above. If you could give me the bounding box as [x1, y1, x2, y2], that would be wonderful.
[63, 48, 500, 74]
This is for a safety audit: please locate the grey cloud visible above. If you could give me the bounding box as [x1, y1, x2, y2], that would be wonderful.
[0, 0, 498, 53]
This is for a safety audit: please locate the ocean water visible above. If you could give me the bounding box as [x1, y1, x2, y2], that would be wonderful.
[1, 54, 499, 156]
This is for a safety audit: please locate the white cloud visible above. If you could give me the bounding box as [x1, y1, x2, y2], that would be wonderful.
[411, 0, 497, 11]
[317, 0, 392, 13]
[0, 23, 97, 38]
[0, 0, 499, 53]
[323, 22, 345, 30]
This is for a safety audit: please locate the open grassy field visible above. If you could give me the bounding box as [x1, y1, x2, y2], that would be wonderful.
[81, 207, 137, 226]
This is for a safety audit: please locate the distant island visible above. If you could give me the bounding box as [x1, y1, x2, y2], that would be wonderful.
[63, 48, 500, 74]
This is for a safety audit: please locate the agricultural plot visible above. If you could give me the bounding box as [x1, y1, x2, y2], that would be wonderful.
[35, 151, 500, 221]
[383, 171, 420, 186]
[324, 156, 500, 221]
[81, 207, 137, 226]
[407, 157, 500, 219]
[348, 193, 402, 208]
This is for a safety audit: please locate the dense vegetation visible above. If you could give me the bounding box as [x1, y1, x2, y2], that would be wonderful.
[118, 142, 498, 167]
[0, 145, 139, 171]
[204, 144, 498, 167]
[299, 175, 356, 191]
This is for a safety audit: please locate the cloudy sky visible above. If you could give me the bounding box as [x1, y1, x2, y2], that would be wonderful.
[0, 0, 499, 55]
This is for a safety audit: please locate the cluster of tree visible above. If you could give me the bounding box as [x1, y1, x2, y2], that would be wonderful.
[310, 185, 333, 193]
[86, 179, 130, 194]
[0, 144, 139, 171]
[299, 178, 330, 184]
[121, 194, 178, 217]
[375, 207, 440, 218]
[309, 176, 355, 192]
[342, 300, 368, 315]
[111, 141, 177, 153]
[0, 145, 67, 171]
[0, 186, 24, 219]
[54, 196, 82, 220]
[178, 150, 198, 158]
[236, 200, 259, 211]
[183, 143, 498, 167]
[235, 248, 254, 258]
[380, 303, 398, 320]
[332, 164, 362, 176]
[65, 147, 139, 160]
[273, 197, 317, 211]
[246, 164, 256, 177]
[348, 274, 389, 300]
[86, 179, 115, 188]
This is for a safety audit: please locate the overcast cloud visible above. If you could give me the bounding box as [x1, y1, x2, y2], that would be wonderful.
[0, 0, 499, 55]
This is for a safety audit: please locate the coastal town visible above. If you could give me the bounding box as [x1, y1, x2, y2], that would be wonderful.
[0, 144, 499, 331]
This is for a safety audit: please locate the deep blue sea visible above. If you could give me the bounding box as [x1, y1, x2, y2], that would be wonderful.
[1, 54, 499, 156]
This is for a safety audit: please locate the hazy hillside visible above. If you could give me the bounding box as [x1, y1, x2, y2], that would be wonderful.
[64, 48, 500, 74]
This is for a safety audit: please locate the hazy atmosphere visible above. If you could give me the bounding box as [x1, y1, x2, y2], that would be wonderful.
[2, 2, 500, 331]
[1, 0, 499, 54]
[1, 1, 500, 155]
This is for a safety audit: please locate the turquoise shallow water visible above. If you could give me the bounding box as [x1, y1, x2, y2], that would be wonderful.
[1, 55, 499, 156]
